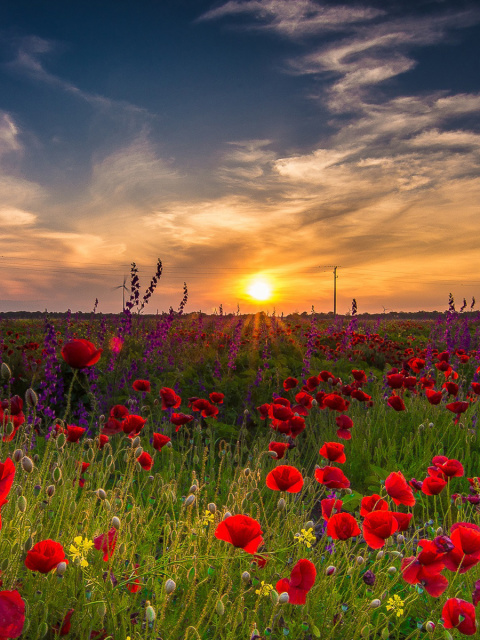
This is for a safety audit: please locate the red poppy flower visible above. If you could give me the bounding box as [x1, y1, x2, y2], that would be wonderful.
[52, 609, 74, 637]
[283, 377, 298, 391]
[126, 564, 141, 593]
[101, 417, 123, 436]
[66, 425, 86, 443]
[360, 494, 389, 517]
[335, 414, 353, 440]
[385, 471, 415, 506]
[314, 466, 350, 489]
[288, 416, 306, 439]
[425, 389, 443, 405]
[137, 452, 153, 471]
[61, 339, 102, 369]
[471, 382, 480, 395]
[351, 369, 367, 383]
[110, 405, 129, 420]
[159, 387, 181, 410]
[268, 442, 289, 460]
[266, 465, 304, 493]
[170, 413, 194, 431]
[152, 433, 171, 451]
[94, 528, 118, 561]
[295, 392, 313, 409]
[434, 458, 464, 479]
[191, 399, 218, 418]
[409, 358, 425, 373]
[209, 392, 224, 404]
[97, 434, 109, 449]
[275, 558, 316, 605]
[0, 458, 15, 501]
[25, 540, 68, 573]
[351, 389, 371, 403]
[270, 404, 294, 421]
[420, 375, 435, 389]
[442, 598, 476, 636]
[386, 373, 404, 389]
[444, 524, 480, 574]
[362, 511, 398, 549]
[327, 512, 361, 540]
[305, 376, 320, 391]
[319, 442, 346, 464]
[214, 515, 263, 554]
[0, 589, 25, 639]
[122, 415, 147, 436]
[257, 403, 270, 420]
[446, 401, 469, 414]
[387, 395, 406, 412]
[133, 380, 151, 392]
[391, 512, 413, 532]
[400, 555, 448, 597]
[321, 497, 343, 520]
[442, 381, 459, 397]
[422, 475, 447, 496]
[323, 394, 350, 412]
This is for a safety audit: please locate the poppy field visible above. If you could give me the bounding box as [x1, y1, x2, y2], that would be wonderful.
[0, 306, 479, 640]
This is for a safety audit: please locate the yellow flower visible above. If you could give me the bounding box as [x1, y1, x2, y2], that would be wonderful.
[202, 510, 215, 526]
[69, 536, 94, 568]
[294, 527, 316, 548]
[386, 594, 405, 617]
[255, 581, 273, 597]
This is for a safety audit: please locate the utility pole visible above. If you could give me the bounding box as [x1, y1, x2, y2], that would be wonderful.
[321, 266, 341, 316]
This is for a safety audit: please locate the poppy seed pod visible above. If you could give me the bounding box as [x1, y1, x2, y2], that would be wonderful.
[370, 599, 382, 608]
[165, 579, 176, 595]
[97, 488, 107, 500]
[56, 561, 68, 577]
[131, 436, 141, 448]
[98, 415, 105, 425]
[278, 592, 289, 604]
[396, 534, 405, 544]
[376, 550, 385, 560]
[25, 388, 38, 407]
[1, 362, 12, 379]
[241, 571, 251, 583]
[13, 449, 23, 462]
[223, 511, 232, 520]
[304, 520, 314, 530]
[184, 494, 195, 507]
[270, 590, 279, 605]
[189, 484, 198, 494]
[277, 498, 286, 510]
[387, 566, 397, 574]
[46, 485, 55, 498]
[207, 502, 216, 514]
[53, 467, 62, 483]
[21, 456, 34, 473]
[17, 495, 27, 512]
[356, 556, 365, 565]
[56, 433, 66, 449]
[146, 603, 156, 623]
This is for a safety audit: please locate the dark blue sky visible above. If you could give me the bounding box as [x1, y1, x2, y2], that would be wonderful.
[1, 0, 480, 313]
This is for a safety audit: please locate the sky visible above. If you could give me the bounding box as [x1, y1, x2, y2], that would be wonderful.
[1, 0, 480, 315]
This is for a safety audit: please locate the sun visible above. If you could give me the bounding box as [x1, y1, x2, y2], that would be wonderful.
[247, 278, 272, 301]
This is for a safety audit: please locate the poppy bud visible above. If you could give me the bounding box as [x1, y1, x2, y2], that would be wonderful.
[428, 422, 434, 428]
[184, 494, 195, 507]
[25, 388, 38, 407]
[305, 520, 314, 530]
[207, 503, 216, 514]
[33, 453, 40, 463]
[356, 556, 364, 565]
[270, 589, 279, 605]
[244, 468, 250, 477]
[146, 602, 156, 623]
[1, 363, 12, 379]
[46, 485, 55, 497]
[111, 516, 121, 530]
[131, 436, 141, 448]
[99, 415, 105, 425]
[38, 622, 49, 638]
[278, 592, 289, 604]
[376, 550, 385, 560]
[396, 535, 405, 544]
[381, 629, 389, 640]
[134, 447, 143, 459]
[241, 571, 251, 583]
[165, 579, 176, 594]
[97, 488, 107, 500]
[13, 449, 23, 462]
[189, 484, 198, 493]
[53, 467, 62, 482]
[370, 599, 381, 608]
[6, 422, 14, 436]
[387, 566, 396, 574]
[223, 511, 232, 520]
[56, 433, 66, 448]
[436, 527, 443, 536]
[277, 498, 286, 510]
[326, 565, 336, 576]
[56, 561, 68, 577]
[216, 600, 225, 616]
[24, 536, 34, 551]
[22, 456, 34, 473]
[268, 451, 278, 458]
[425, 622, 435, 633]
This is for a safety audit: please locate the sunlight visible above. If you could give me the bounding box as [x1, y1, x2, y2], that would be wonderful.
[247, 277, 273, 301]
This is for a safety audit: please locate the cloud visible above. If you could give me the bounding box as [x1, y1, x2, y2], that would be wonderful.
[0, 207, 37, 226]
[198, 0, 383, 37]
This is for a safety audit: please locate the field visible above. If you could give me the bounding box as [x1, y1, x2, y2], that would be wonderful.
[0, 308, 479, 639]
